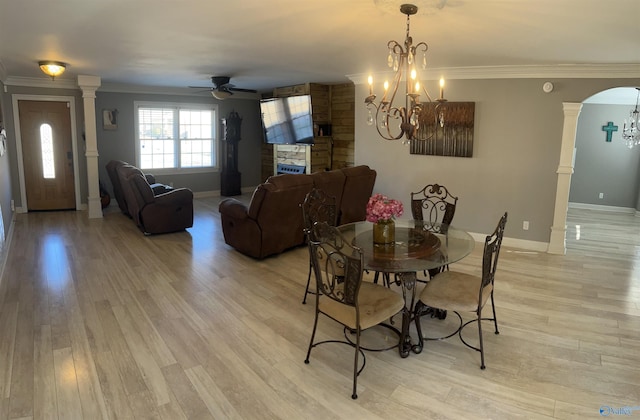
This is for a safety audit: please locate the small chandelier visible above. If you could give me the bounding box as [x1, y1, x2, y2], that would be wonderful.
[365, 3, 446, 143]
[623, 88, 640, 149]
[38, 60, 67, 80]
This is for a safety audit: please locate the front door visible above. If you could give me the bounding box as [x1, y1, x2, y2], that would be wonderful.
[18, 100, 75, 210]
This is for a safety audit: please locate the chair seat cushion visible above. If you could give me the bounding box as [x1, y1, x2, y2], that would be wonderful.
[418, 271, 492, 313]
[319, 282, 405, 330]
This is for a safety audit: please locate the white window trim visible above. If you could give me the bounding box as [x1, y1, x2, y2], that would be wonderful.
[134, 100, 220, 175]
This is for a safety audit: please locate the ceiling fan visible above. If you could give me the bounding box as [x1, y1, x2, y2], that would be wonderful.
[189, 76, 257, 100]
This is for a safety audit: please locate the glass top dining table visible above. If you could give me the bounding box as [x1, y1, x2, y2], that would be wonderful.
[337, 220, 475, 274]
[337, 219, 475, 357]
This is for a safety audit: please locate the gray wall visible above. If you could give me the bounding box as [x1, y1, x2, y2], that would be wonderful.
[355, 78, 640, 244]
[96, 92, 263, 198]
[569, 103, 640, 208]
[1, 86, 263, 211]
[3, 77, 639, 248]
[0, 80, 12, 244]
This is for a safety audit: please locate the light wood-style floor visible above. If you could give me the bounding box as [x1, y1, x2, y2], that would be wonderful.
[0, 199, 638, 419]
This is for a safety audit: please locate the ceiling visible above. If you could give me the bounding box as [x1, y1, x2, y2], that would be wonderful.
[0, 0, 639, 102]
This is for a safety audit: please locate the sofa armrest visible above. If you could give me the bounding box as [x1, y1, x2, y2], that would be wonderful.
[154, 187, 193, 205]
[219, 198, 250, 220]
[145, 174, 156, 184]
[219, 198, 262, 258]
[150, 183, 173, 195]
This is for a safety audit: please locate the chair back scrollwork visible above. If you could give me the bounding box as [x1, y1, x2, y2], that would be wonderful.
[310, 222, 363, 307]
[411, 184, 458, 232]
[302, 188, 338, 240]
[481, 212, 508, 294]
[301, 188, 339, 304]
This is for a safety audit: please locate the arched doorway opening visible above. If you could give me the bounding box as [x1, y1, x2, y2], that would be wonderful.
[549, 87, 640, 254]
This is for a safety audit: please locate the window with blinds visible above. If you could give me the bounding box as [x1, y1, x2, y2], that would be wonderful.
[135, 102, 218, 172]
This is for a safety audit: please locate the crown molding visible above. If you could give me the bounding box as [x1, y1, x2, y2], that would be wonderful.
[4, 76, 78, 90]
[98, 83, 260, 100]
[347, 63, 640, 84]
[2, 76, 261, 100]
[5, 64, 637, 93]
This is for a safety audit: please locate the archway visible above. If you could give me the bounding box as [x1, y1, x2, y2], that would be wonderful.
[549, 87, 640, 254]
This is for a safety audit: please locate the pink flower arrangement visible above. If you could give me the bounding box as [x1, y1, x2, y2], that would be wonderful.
[366, 193, 404, 223]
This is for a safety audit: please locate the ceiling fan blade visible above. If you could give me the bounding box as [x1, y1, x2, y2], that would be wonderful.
[229, 87, 258, 93]
[187, 86, 212, 89]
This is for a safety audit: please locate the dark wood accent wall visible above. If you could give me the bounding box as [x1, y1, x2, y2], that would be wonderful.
[330, 83, 355, 169]
[308, 83, 331, 174]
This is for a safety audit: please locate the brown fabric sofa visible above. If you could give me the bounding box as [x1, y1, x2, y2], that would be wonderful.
[115, 163, 194, 234]
[219, 165, 376, 258]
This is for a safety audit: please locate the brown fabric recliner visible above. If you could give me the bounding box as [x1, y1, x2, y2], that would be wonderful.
[107, 159, 136, 215]
[106, 159, 173, 216]
[219, 165, 376, 259]
[220, 174, 314, 258]
[116, 164, 193, 234]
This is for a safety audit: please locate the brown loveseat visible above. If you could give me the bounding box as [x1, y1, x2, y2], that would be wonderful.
[108, 161, 194, 234]
[219, 165, 376, 258]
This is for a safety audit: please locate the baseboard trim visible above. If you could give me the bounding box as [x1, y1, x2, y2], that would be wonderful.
[568, 202, 635, 214]
[0, 218, 15, 286]
[467, 231, 549, 253]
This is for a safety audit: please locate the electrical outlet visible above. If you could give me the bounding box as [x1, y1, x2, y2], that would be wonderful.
[523, 221, 529, 230]
[599, 192, 604, 199]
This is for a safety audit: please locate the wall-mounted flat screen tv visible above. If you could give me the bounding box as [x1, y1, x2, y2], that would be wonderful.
[260, 95, 314, 145]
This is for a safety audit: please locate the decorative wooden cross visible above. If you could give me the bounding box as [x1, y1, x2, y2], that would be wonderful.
[602, 121, 618, 142]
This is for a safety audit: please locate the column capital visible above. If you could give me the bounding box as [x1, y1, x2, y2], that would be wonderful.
[562, 102, 583, 116]
[77, 75, 101, 93]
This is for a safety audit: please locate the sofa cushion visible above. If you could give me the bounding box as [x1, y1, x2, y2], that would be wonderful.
[310, 170, 346, 213]
[339, 165, 377, 224]
[106, 160, 129, 214]
[132, 174, 155, 204]
[267, 173, 313, 189]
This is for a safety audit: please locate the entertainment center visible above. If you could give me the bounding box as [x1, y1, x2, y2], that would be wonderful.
[260, 82, 355, 181]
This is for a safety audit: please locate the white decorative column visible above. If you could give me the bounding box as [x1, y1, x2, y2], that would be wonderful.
[548, 102, 582, 255]
[77, 75, 103, 219]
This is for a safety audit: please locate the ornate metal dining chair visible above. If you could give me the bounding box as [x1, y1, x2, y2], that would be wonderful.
[304, 222, 405, 399]
[411, 183, 458, 233]
[373, 184, 458, 290]
[413, 212, 507, 369]
[301, 188, 338, 304]
[411, 183, 458, 280]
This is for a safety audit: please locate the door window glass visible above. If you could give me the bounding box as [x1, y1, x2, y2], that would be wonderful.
[40, 124, 55, 179]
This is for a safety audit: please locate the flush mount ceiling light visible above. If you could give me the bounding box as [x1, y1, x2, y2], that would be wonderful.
[38, 60, 67, 80]
[374, 0, 447, 15]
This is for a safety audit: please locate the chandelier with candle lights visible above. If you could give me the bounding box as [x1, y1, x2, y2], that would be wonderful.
[623, 88, 640, 149]
[365, 3, 446, 143]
